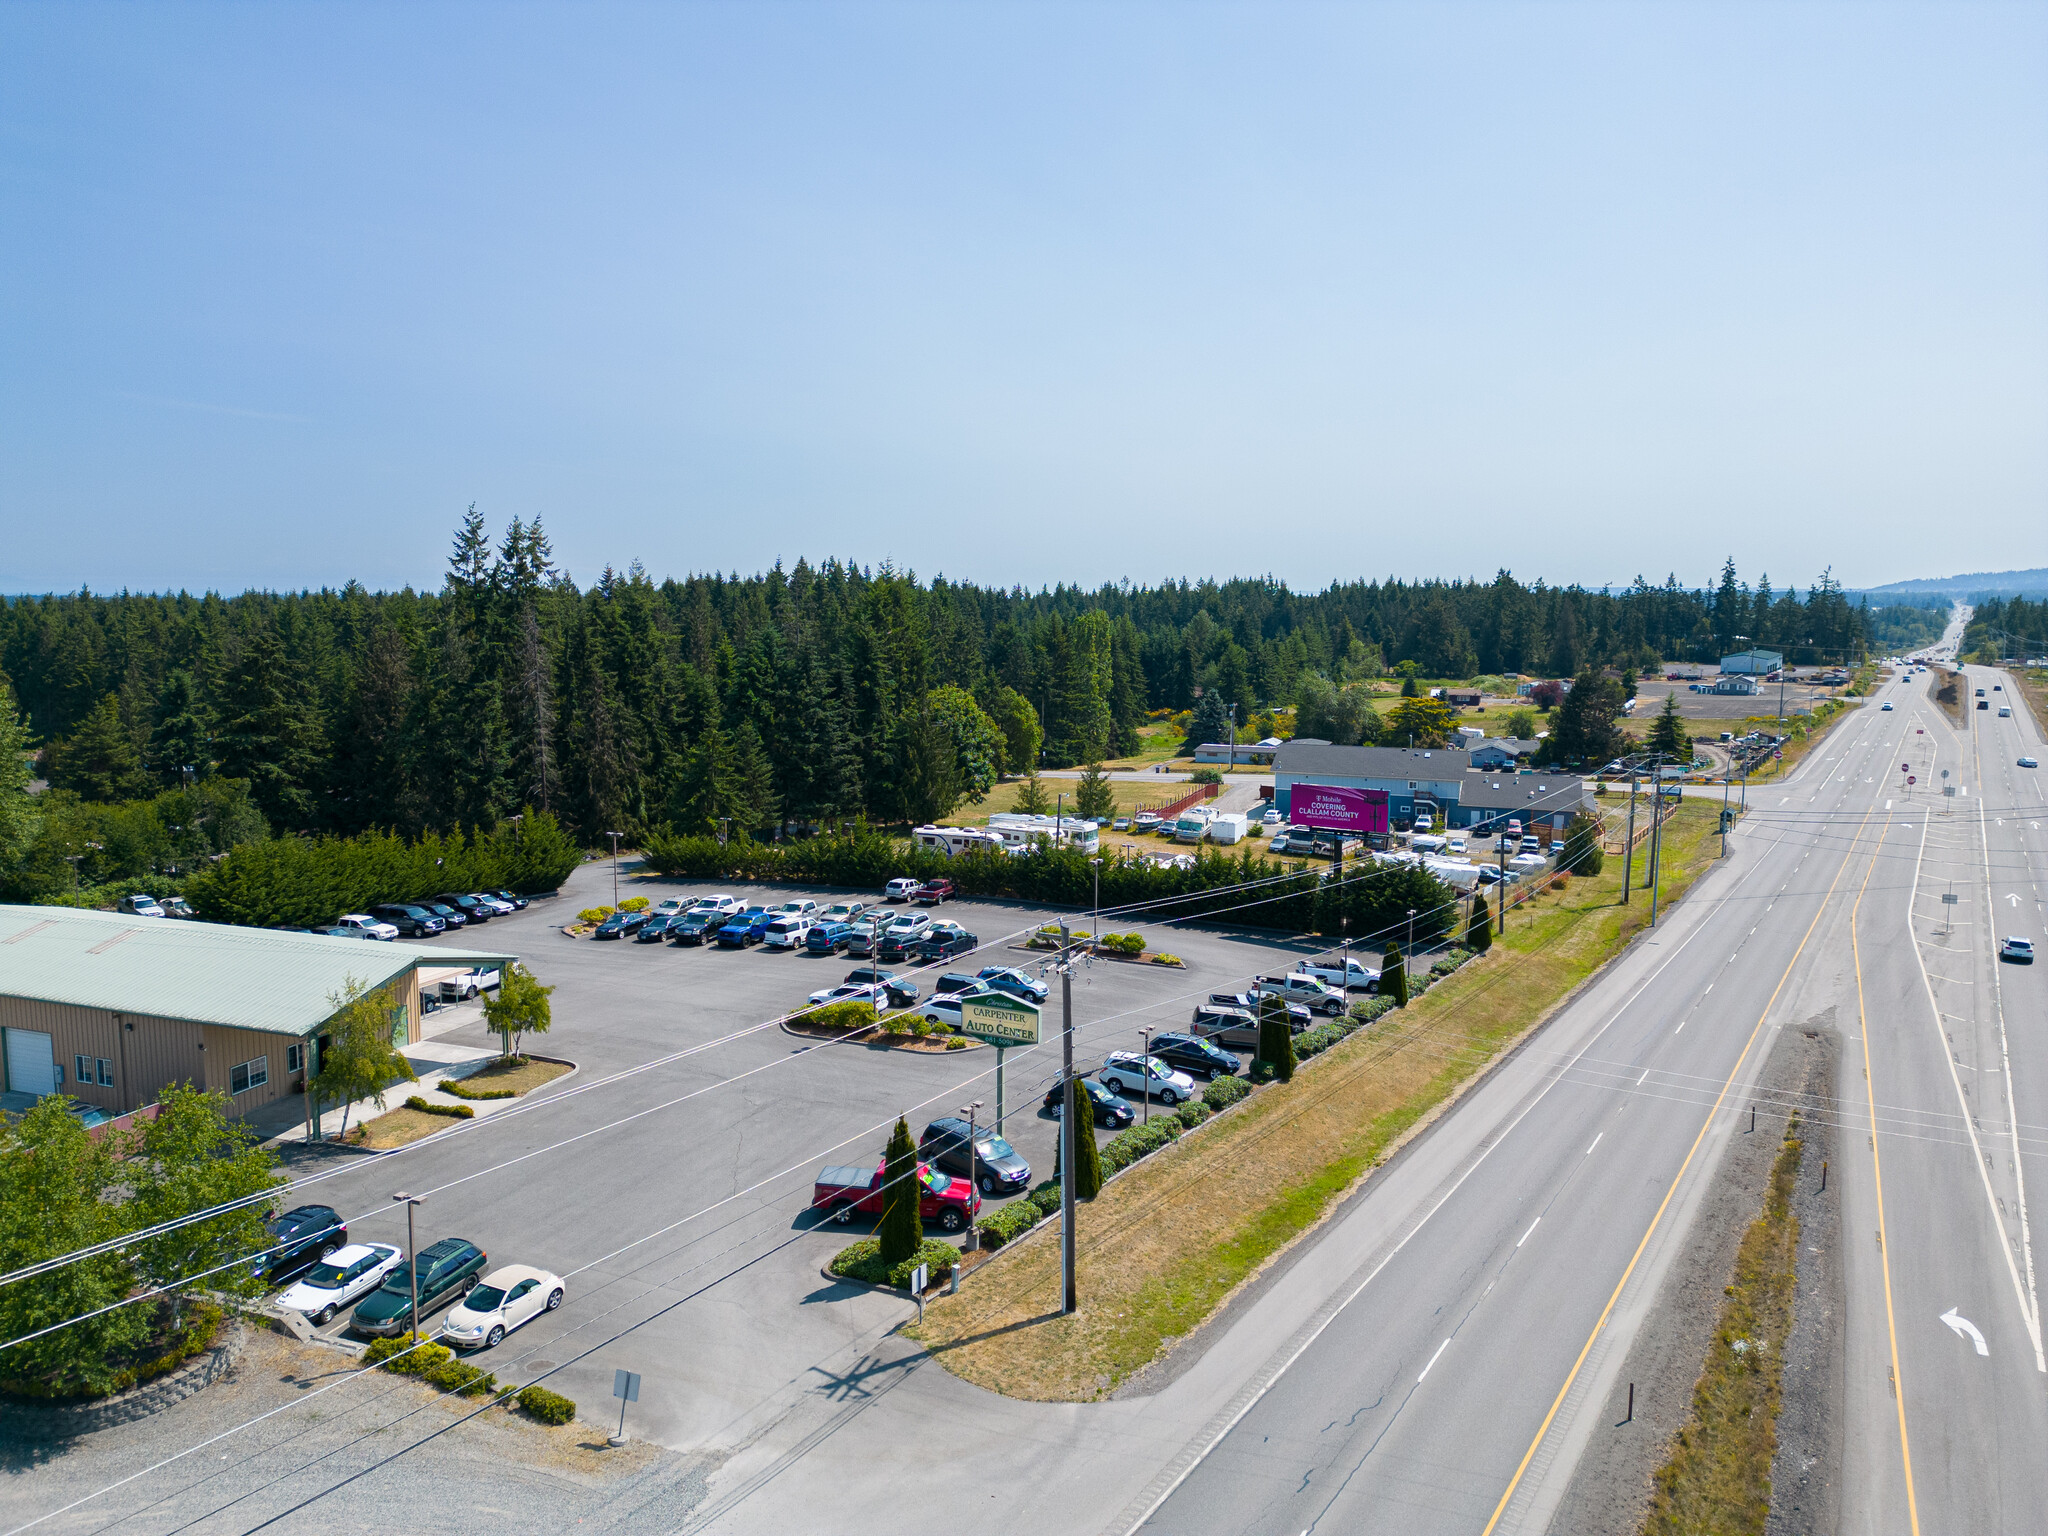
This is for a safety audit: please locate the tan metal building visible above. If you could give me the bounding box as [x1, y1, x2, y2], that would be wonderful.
[0, 905, 516, 1123]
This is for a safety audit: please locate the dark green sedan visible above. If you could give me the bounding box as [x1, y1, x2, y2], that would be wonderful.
[349, 1237, 488, 1338]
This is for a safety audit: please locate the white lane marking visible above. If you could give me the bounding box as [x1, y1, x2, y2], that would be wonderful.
[1704, 984, 1713, 995]
[1586, 1133, 1603, 1156]
[1418, 1337, 1451, 1382]
[1674, 1020, 1685, 1035]
[1941, 1308, 1990, 1356]
[1637, 1069, 1650, 1085]
[1518, 1218, 1540, 1248]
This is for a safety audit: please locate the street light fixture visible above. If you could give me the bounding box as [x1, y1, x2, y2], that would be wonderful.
[605, 831, 623, 908]
[1089, 857, 1104, 948]
[391, 1192, 427, 1344]
[1138, 1027, 1153, 1126]
[960, 1100, 985, 1250]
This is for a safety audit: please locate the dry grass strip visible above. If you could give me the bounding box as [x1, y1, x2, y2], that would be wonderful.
[910, 802, 1722, 1401]
[1641, 1113, 1804, 1535]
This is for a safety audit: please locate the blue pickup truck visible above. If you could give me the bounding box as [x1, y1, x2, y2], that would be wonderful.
[715, 907, 776, 947]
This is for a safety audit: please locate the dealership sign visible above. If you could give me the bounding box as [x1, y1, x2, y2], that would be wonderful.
[960, 994, 1041, 1045]
[1290, 783, 1390, 834]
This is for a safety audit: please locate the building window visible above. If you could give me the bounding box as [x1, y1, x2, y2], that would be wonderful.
[286, 1044, 303, 1074]
[229, 1056, 269, 1094]
[97, 1059, 114, 1086]
[76, 1054, 93, 1086]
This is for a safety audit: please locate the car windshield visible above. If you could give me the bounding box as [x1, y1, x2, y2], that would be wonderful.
[976, 1137, 1014, 1160]
[466, 1285, 507, 1311]
[303, 1263, 349, 1289]
[379, 1263, 415, 1291]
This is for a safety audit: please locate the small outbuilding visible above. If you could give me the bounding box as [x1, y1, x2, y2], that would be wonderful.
[1719, 649, 1783, 675]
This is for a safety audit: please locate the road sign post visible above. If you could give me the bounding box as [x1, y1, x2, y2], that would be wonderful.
[610, 1368, 640, 1446]
[910, 1263, 928, 1323]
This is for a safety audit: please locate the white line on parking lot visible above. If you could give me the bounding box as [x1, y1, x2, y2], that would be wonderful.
[1418, 1337, 1451, 1382]
[1517, 1218, 1540, 1248]
[1586, 1133, 1603, 1156]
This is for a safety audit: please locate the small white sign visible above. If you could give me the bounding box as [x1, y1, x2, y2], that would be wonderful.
[613, 1369, 641, 1403]
[909, 1264, 928, 1295]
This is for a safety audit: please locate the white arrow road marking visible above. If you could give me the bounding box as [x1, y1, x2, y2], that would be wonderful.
[2011, 894, 2024, 907]
[1942, 1308, 1990, 1356]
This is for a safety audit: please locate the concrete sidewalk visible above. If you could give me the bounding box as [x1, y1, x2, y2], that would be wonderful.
[259, 1036, 527, 1147]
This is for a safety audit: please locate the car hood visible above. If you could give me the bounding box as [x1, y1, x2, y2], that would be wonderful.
[444, 1300, 498, 1329]
[278, 1277, 351, 1311]
[352, 1286, 410, 1321]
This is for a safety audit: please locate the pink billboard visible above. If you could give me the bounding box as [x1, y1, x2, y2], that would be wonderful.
[1290, 783, 1389, 834]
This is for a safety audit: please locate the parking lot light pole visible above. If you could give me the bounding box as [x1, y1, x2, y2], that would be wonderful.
[1138, 1028, 1153, 1126]
[392, 1192, 426, 1343]
[961, 1100, 984, 1250]
[1090, 858, 1103, 948]
[1060, 924, 1077, 1316]
[605, 832, 623, 908]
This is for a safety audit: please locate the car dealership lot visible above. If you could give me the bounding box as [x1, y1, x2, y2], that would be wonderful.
[254, 858, 1334, 1451]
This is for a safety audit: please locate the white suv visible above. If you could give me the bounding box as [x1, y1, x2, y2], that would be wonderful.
[333, 913, 399, 941]
[1099, 1052, 1198, 1106]
[2001, 937, 2035, 964]
[764, 916, 813, 949]
[885, 878, 921, 902]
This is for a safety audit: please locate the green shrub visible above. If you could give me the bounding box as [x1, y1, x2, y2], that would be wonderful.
[1174, 1098, 1210, 1130]
[517, 1384, 576, 1425]
[404, 1096, 474, 1119]
[945, 1038, 969, 1050]
[1294, 1023, 1344, 1059]
[1202, 1075, 1251, 1112]
[364, 1335, 457, 1377]
[1150, 953, 1184, 966]
[978, 1201, 1044, 1249]
[829, 1236, 958, 1288]
[1350, 995, 1398, 1027]
[1100, 1117, 1182, 1175]
[790, 1000, 879, 1032]
[577, 907, 614, 925]
[618, 895, 650, 912]
[425, 1357, 498, 1396]
[440, 1078, 516, 1101]
[1189, 767, 1224, 785]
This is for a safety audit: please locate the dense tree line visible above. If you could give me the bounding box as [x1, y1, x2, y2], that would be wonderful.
[1964, 596, 2048, 660]
[1, 516, 1877, 852]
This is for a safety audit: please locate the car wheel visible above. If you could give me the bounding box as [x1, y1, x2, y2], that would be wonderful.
[831, 1201, 856, 1224]
[315, 1304, 336, 1325]
[1160, 1088, 1180, 1107]
[319, 1241, 339, 1260]
[546, 1288, 563, 1311]
[979, 1173, 996, 1195]
[485, 1325, 505, 1348]
[938, 1209, 964, 1234]
[462, 1274, 477, 1293]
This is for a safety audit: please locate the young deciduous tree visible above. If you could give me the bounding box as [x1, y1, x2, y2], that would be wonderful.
[1384, 696, 1460, 748]
[876, 1116, 922, 1266]
[315, 979, 419, 1139]
[483, 962, 556, 1059]
[126, 1085, 285, 1322]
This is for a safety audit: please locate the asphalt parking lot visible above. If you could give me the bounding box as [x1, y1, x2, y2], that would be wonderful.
[258, 855, 1350, 1448]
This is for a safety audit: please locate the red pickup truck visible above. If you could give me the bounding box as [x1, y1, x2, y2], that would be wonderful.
[812, 1161, 981, 1234]
[914, 878, 956, 906]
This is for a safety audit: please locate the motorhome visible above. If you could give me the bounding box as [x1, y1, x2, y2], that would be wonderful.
[985, 813, 1100, 856]
[1174, 809, 1215, 843]
[912, 825, 1007, 859]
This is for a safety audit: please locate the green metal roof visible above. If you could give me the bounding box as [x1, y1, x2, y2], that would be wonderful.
[0, 905, 518, 1038]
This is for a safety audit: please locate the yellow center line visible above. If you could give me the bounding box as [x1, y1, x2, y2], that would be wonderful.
[1479, 793, 1882, 1536]
[1851, 804, 1921, 1533]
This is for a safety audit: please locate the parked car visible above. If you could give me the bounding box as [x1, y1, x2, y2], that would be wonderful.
[652, 898, 687, 918]
[911, 923, 978, 962]
[777, 899, 819, 920]
[349, 1237, 488, 1338]
[1043, 1078, 1136, 1128]
[806, 921, 857, 955]
[1251, 973, 1346, 1016]
[1098, 1052, 1198, 1106]
[807, 981, 886, 1009]
[472, 893, 517, 916]
[842, 921, 889, 958]
[1191, 1004, 1308, 1051]
[115, 893, 166, 917]
[844, 967, 921, 1008]
[691, 895, 743, 918]
[977, 966, 1049, 1004]
[438, 966, 501, 1001]
[1146, 1032, 1241, 1081]
[488, 889, 529, 910]
[371, 903, 446, 937]
[1292, 956, 1381, 992]
[1205, 991, 1311, 1027]
[714, 907, 776, 947]
[819, 901, 867, 925]
[914, 878, 956, 905]
[669, 910, 723, 945]
[811, 1160, 981, 1233]
[332, 913, 400, 941]
[442, 1264, 565, 1350]
[920, 1117, 1031, 1196]
[2001, 937, 2035, 964]
[887, 911, 933, 941]
[277, 1242, 403, 1326]
[159, 896, 197, 919]
[635, 914, 678, 942]
[763, 916, 814, 950]
[932, 972, 982, 997]
[433, 893, 493, 923]
[253, 1204, 348, 1284]
[419, 900, 468, 929]
[1517, 835, 1543, 854]
[594, 909, 652, 940]
[884, 877, 921, 903]
[915, 991, 987, 1031]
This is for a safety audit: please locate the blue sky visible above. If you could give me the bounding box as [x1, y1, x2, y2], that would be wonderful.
[2, 2, 2043, 596]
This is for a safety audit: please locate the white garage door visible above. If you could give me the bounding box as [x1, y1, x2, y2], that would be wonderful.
[4, 1028, 57, 1097]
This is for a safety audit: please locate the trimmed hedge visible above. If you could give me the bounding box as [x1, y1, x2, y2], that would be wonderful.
[830, 1236, 959, 1289]
[362, 1335, 500, 1398]
[404, 1096, 474, 1119]
[183, 811, 579, 929]
[1202, 1074, 1251, 1112]
[517, 1384, 576, 1425]
[440, 1078, 515, 1101]
[787, 1000, 879, 1032]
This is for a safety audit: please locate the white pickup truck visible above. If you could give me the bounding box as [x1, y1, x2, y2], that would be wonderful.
[1292, 956, 1381, 992]
[1251, 972, 1348, 1016]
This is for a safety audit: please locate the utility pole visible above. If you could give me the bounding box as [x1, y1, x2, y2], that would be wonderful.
[961, 1101, 984, 1250]
[1059, 924, 1077, 1315]
[605, 831, 623, 907]
[392, 1192, 426, 1343]
[1621, 768, 1639, 902]
[1648, 785, 1667, 928]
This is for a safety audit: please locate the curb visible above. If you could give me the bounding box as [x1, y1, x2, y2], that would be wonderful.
[817, 1263, 950, 1302]
[776, 1019, 984, 1055]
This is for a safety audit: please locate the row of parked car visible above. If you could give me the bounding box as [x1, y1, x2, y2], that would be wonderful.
[255, 1204, 562, 1350]
[595, 889, 984, 967]
[280, 890, 530, 941]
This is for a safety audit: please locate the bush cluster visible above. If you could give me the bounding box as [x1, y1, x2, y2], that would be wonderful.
[517, 1384, 576, 1425]
[1, 1302, 225, 1402]
[829, 1236, 959, 1289]
[1098, 932, 1146, 956]
[183, 812, 579, 928]
[788, 1000, 879, 1033]
[577, 906, 614, 925]
[439, 1078, 516, 1101]
[1202, 1074, 1252, 1111]
[362, 1335, 500, 1397]
[404, 1096, 474, 1120]
[617, 895, 650, 912]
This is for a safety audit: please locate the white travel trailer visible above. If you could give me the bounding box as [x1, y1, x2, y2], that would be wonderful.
[912, 825, 1007, 858]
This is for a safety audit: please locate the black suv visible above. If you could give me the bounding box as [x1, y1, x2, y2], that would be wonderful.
[349, 1237, 489, 1337]
[844, 968, 920, 1008]
[669, 910, 721, 945]
[1147, 1032, 1241, 1082]
[932, 973, 981, 998]
[252, 1204, 347, 1284]
[1043, 1079, 1135, 1128]
[418, 900, 467, 929]
[920, 1117, 1032, 1196]
[371, 903, 445, 937]
[433, 893, 492, 923]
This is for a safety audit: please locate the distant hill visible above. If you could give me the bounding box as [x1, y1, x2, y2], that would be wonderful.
[1856, 567, 2048, 599]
